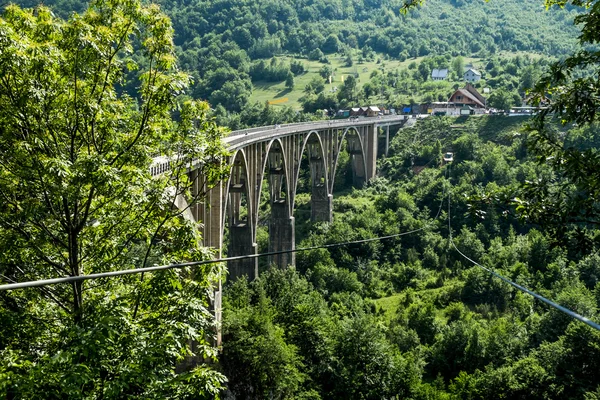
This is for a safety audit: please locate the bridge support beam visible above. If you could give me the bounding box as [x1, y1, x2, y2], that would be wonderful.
[311, 184, 332, 222]
[201, 181, 224, 251]
[365, 124, 378, 181]
[384, 125, 390, 157]
[228, 224, 258, 280]
[347, 134, 366, 187]
[268, 201, 295, 267]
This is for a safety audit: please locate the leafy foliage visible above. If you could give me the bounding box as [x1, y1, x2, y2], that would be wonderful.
[0, 1, 227, 396]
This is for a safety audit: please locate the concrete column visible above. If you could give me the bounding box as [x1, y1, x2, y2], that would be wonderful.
[347, 134, 366, 187]
[228, 223, 258, 280]
[226, 171, 258, 280]
[311, 184, 332, 222]
[268, 201, 295, 267]
[377, 125, 390, 158]
[193, 174, 225, 350]
[189, 169, 200, 222]
[365, 124, 378, 181]
[203, 181, 224, 250]
[309, 146, 332, 222]
[385, 125, 390, 157]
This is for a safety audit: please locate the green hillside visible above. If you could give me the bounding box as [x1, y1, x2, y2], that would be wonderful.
[9, 0, 582, 116]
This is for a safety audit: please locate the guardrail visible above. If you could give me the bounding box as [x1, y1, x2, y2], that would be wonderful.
[149, 156, 202, 177]
[151, 115, 414, 175]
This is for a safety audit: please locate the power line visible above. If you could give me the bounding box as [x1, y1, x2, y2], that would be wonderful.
[446, 164, 600, 332]
[0, 179, 447, 292]
[0, 229, 425, 291]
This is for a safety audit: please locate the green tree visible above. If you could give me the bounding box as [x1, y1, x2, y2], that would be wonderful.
[285, 71, 295, 89]
[363, 82, 376, 99]
[319, 65, 333, 80]
[309, 48, 324, 61]
[345, 53, 353, 67]
[521, 0, 600, 232]
[418, 61, 431, 82]
[0, 1, 227, 396]
[488, 88, 518, 111]
[337, 75, 357, 104]
[221, 290, 306, 398]
[304, 76, 326, 95]
[323, 34, 341, 54]
[452, 56, 465, 78]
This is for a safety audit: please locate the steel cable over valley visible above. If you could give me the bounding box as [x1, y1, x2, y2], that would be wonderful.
[445, 163, 600, 332]
[0, 163, 447, 292]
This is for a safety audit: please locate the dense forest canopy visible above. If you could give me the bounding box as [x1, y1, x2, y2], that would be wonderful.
[3, 0, 600, 398]
[221, 115, 600, 399]
[8, 0, 582, 116]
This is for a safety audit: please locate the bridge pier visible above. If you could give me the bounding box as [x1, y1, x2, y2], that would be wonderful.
[226, 161, 258, 280]
[228, 224, 258, 280]
[347, 133, 366, 187]
[386, 125, 390, 156]
[268, 201, 295, 267]
[364, 124, 378, 181]
[311, 184, 332, 222]
[308, 140, 332, 222]
[266, 144, 295, 267]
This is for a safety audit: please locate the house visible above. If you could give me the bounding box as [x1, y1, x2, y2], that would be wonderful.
[464, 68, 482, 83]
[366, 106, 380, 117]
[431, 68, 449, 81]
[350, 107, 363, 116]
[449, 83, 486, 109]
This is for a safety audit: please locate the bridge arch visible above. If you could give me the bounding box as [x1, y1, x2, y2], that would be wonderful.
[257, 138, 295, 268]
[331, 126, 369, 191]
[223, 149, 257, 280]
[293, 130, 331, 222]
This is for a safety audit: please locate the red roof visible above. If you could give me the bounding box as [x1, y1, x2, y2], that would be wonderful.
[452, 88, 485, 108]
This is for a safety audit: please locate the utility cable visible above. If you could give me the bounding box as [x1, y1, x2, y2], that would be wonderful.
[0, 229, 427, 291]
[446, 164, 600, 332]
[0, 169, 447, 292]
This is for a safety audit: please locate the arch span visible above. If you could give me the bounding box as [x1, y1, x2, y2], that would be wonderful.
[256, 139, 295, 268]
[223, 149, 257, 280]
[293, 131, 332, 222]
[331, 126, 369, 191]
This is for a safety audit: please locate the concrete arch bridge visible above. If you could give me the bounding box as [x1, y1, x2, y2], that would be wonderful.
[152, 115, 412, 280]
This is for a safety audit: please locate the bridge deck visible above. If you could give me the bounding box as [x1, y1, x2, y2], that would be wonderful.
[223, 115, 412, 150]
[150, 115, 423, 176]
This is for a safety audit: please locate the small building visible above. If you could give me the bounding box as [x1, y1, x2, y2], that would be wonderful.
[336, 109, 350, 118]
[366, 106, 380, 117]
[464, 68, 482, 83]
[431, 68, 449, 81]
[449, 83, 486, 109]
[350, 107, 363, 116]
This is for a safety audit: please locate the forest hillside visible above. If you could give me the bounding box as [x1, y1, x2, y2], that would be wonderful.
[220, 115, 600, 398]
[9, 0, 582, 116]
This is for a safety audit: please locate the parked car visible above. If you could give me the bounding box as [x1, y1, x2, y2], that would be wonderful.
[443, 152, 454, 163]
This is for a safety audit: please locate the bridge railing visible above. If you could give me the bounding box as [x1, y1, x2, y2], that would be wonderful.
[149, 156, 202, 177]
[151, 115, 416, 175]
[225, 116, 408, 138]
[226, 125, 275, 137]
